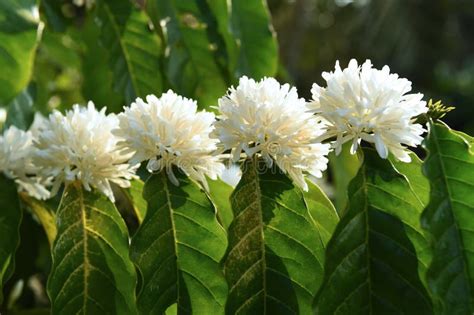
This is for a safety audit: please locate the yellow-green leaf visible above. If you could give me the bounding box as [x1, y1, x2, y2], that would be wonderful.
[304, 180, 339, 246]
[122, 178, 147, 225]
[225, 157, 326, 314]
[207, 178, 233, 230]
[47, 182, 138, 314]
[0, 0, 42, 104]
[19, 192, 56, 248]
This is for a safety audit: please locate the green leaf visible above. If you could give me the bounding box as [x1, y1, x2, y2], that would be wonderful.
[0, 0, 42, 104]
[0, 175, 22, 305]
[131, 171, 228, 314]
[304, 180, 339, 246]
[206, 0, 237, 78]
[165, 303, 178, 315]
[47, 182, 138, 314]
[314, 148, 433, 314]
[4, 84, 35, 131]
[230, 0, 278, 79]
[390, 152, 430, 206]
[122, 178, 147, 224]
[80, 13, 124, 113]
[207, 178, 234, 230]
[328, 142, 360, 215]
[146, 0, 229, 107]
[224, 157, 325, 314]
[97, 0, 164, 104]
[19, 192, 57, 248]
[421, 121, 474, 313]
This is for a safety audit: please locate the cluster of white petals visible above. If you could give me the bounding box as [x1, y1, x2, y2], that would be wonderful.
[213, 76, 330, 191]
[219, 164, 242, 188]
[34, 102, 137, 201]
[114, 91, 224, 189]
[0, 125, 50, 199]
[2, 59, 430, 200]
[309, 59, 428, 162]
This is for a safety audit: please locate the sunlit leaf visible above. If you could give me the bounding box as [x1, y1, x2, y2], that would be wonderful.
[304, 180, 339, 246]
[131, 171, 228, 314]
[328, 142, 360, 215]
[314, 148, 432, 314]
[207, 178, 233, 230]
[225, 157, 326, 314]
[122, 178, 147, 225]
[47, 182, 138, 314]
[19, 192, 56, 248]
[0, 0, 42, 104]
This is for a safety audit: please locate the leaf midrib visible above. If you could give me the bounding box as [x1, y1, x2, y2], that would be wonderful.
[78, 184, 90, 314]
[430, 123, 473, 304]
[102, 2, 141, 97]
[157, 2, 226, 92]
[252, 157, 267, 315]
[161, 172, 181, 310]
[361, 163, 373, 315]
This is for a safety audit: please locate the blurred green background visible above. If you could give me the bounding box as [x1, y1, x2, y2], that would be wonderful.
[26, 0, 474, 133]
[270, 0, 474, 133]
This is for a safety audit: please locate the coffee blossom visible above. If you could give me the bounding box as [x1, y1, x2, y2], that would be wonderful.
[219, 164, 242, 188]
[34, 102, 137, 201]
[213, 76, 330, 191]
[114, 91, 224, 189]
[309, 59, 428, 162]
[0, 126, 49, 199]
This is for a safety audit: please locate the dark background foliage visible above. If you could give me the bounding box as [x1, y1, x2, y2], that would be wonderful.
[25, 0, 474, 132]
[270, 0, 474, 133]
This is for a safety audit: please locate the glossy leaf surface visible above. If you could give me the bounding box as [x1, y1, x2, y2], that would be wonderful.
[97, 0, 164, 104]
[207, 178, 234, 230]
[131, 171, 228, 314]
[422, 121, 474, 314]
[146, 0, 228, 107]
[225, 158, 326, 314]
[47, 182, 137, 314]
[314, 148, 432, 314]
[304, 180, 339, 246]
[230, 0, 278, 79]
[0, 0, 41, 104]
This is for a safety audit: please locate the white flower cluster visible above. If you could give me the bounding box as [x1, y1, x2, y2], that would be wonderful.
[213, 76, 330, 191]
[34, 103, 137, 202]
[0, 59, 429, 200]
[114, 91, 223, 190]
[309, 59, 427, 162]
[0, 124, 50, 200]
